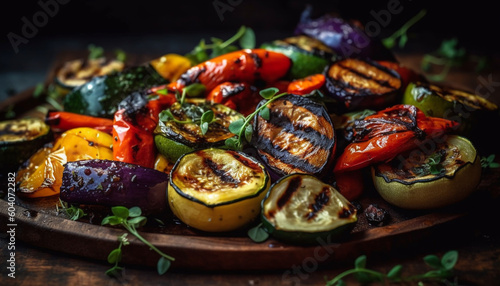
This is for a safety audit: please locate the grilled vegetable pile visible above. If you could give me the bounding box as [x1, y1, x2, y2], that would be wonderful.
[5, 7, 498, 253]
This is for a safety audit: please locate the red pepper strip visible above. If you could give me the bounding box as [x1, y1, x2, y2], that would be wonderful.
[287, 74, 326, 95]
[112, 92, 176, 168]
[112, 109, 156, 168]
[172, 49, 292, 93]
[334, 104, 459, 173]
[45, 111, 114, 134]
[206, 82, 262, 116]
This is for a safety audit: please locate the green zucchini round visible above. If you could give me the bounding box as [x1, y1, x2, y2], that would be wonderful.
[0, 118, 53, 170]
[261, 173, 357, 245]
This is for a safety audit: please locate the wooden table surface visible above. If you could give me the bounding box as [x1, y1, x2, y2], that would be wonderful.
[2, 51, 500, 285]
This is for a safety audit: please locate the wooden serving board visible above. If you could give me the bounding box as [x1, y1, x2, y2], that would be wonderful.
[1, 51, 500, 271]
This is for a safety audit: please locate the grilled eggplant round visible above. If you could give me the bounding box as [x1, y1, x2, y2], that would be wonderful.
[168, 148, 270, 232]
[324, 58, 402, 112]
[262, 173, 357, 245]
[252, 94, 336, 179]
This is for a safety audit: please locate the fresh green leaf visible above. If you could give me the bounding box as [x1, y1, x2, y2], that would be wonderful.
[259, 107, 270, 121]
[33, 83, 45, 98]
[107, 248, 122, 264]
[229, 118, 245, 134]
[155, 88, 169, 95]
[159, 109, 175, 122]
[128, 206, 142, 217]
[88, 44, 104, 60]
[244, 124, 253, 143]
[107, 216, 125, 226]
[381, 9, 427, 50]
[200, 122, 209, 135]
[128, 216, 147, 228]
[441, 250, 458, 270]
[259, 87, 279, 99]
[184, 83, 206, 97]
[157, 257, 171, 275]
[101, 216, 111, 226]
[239, 27, 256, 49]
[201, 110, 215, 124]
[225, 137, 241, 150]
[115, 49, 127, 62]
[423, 254, 442, 269]
[247, 223, 269, 243]
[387, 264, 403, 280]
[354, 255, 367, 269]
[112, 206, 130, 219]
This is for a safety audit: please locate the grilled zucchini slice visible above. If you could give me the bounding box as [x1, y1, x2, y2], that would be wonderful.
[262, 173, 357, 245]
[155, 99, 244, 163]
[168, 148, 270, 232]
[0, 118, 53, 170]
[252, 94, 336, 178]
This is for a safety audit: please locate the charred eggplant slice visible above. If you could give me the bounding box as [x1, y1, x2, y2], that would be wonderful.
[324, 58, 402, 112]
[252, 94, 336, 178]
[168, 148, 270, 232]
[262, 173, 357, 245]
[60, 159, 169, 215]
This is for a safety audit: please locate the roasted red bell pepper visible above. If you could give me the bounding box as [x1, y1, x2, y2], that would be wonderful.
[112, 90, 176, 168]
[169, 49, 292, 93]
[287, 74, 325, 95]
[45, 111, 114, 133]
[206, 82, 262, 116]
[334, 104, 459, 173]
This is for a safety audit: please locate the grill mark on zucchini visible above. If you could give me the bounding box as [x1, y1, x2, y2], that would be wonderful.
[202, 157, 241, 185]
[277, 175, 302, 209]
[306, 186, 331, 220]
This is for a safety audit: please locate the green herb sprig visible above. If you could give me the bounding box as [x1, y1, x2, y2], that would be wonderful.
[382, 9, 427, 49]
[481, 154, 500, 170]
[101, 206, 175, 276]
[57, 198, 87, 221]
[225, 87, 287, 151]
[325, 250, 459, 286]
[157, 83, 216, 135]
[106, 233, 129, 277]
[185, 25, 256, 65]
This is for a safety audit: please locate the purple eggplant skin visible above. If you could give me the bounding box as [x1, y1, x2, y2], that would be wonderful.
[294, 6, 395, 61]
[60, 159, 169, 215]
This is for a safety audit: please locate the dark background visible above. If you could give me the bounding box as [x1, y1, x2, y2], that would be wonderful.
[1, 0, 498, 100]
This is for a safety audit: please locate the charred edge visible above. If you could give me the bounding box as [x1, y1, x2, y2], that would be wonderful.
[221, 83, 246, 99]
[201, 156, 240, 185]
[254, 136, 321, 174]
[337, 62, 399, 90]
[266, 110, 334, 148]
[306, 186, 331, 220]
[45, 116, 61, 127]
[168, 123, 205, 147]
[277, 176, 302, 209]
[178, 66, 206, 86]
[250, 52, 263, 69]
[228, 151, 260, 172]
[338, 204, 356, 219]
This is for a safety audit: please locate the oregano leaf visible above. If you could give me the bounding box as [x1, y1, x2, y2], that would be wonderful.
[157, 257, 171, 275]
[247, 223, 269, 243]
[128, 206, 142, 217]
[239, 27, 256, 49]
[441, 250, 458, 270]
[387, 264, 403, 280]
[423, 254, 441, 269]
[259, 87, 279, 99]
[244, 124, 253, 143]
[228, 118, 245, 134]
[259, 107, 270, 120]
[107, 248, 122, 264]
[112, 206, 129, 219]
[354, 255, 367, 269]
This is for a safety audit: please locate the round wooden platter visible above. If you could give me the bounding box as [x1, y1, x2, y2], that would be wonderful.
[2, 169, 499, 271]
